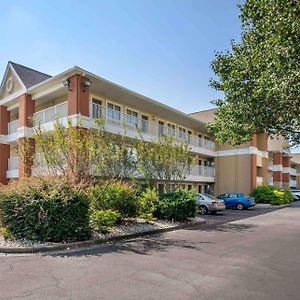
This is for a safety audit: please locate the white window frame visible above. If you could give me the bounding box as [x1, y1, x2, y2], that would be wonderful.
[107, 101, 121, 122]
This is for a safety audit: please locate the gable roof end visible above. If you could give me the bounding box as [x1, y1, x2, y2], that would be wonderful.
[9, 62, 51, 89]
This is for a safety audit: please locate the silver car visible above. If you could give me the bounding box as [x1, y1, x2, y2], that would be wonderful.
[197, 193, 226, 215]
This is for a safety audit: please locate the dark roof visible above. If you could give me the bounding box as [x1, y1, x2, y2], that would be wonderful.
[10, 62, 51, 89]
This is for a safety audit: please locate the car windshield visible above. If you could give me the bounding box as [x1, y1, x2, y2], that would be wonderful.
[203, 194, 218, 200]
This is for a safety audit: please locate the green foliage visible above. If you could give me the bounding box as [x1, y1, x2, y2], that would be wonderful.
[90, 209, 121, 233]
[0, 179, 91, 242]
[138, 188, 159, 220]
[209, 0, 300, 145]
[0, 227, 13, 240]
[156, 190, 197, 221]
[135, 135, 194, 187]
[251, 185, 293, 206]
[88, 181, 139, 218]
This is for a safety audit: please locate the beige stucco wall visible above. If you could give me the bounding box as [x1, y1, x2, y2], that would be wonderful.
[268, 135, 289, 152]
[215, 154, 251, 195]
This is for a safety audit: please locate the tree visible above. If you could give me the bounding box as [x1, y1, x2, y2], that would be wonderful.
[135, 135, 194, 190]
[32, 118, 136, 184]
[209, 0, 300, 146]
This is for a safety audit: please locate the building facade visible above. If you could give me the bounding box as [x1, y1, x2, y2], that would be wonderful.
[0, 62, 216, 193]
[0, 62, 299, 195]
[190, 109, 300, 195]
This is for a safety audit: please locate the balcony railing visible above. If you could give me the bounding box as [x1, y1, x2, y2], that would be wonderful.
[90, 103, 215, 153]
[33, 102, 68, 125]
[268, 177, 273, 186]
[8, 157, 19, 170]
[256, 176, 263, 185]
[8, 120, 19, 134]
[290, 168, 297, 176]
[290, 180, 297, 187]
[188, 165, 215, 178]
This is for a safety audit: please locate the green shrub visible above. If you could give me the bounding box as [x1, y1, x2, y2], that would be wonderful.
[0, 227, 13, 240]
[90, 209, 121, 233]
[138, 188, 159, 220]
[251, 185, 275, 204]
[0, 179, 91, 242]
[251, 185, 293, 205]
[88, 181, 139, 218]
[156, 190, 197, 221]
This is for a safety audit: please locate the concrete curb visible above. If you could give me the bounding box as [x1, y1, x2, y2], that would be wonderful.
[254, 204, 290, 209]
[0, 220, 206, 254]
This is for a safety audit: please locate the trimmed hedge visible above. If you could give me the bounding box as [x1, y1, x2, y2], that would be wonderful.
[0, 180, 91, 242]
[88, 181, 140, 218]
[90, 209, 121, 233]
[251, 185, 293, 205]
[156, 190, 197, 221]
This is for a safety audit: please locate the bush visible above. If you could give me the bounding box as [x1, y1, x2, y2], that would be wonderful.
[88, 181, 139, 218]
[156, 190, 197, 221]
[90, 209, 121, 233]
[138, 188, 159, 220]
[251, 185, 293, 205]
[0, 227, 13, 240]
[0, 179, 91, 242]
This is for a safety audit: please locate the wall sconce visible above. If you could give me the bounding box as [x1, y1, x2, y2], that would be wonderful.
[82, 78, 92, 92]
[63, 78, 72, 91]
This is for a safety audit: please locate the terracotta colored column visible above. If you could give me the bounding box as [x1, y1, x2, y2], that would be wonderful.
[282, 155, 290, 188]
[250, 134, 257, 191]
[67, 75, 90, 117]
[18, 94, 35, 178]
[273, 152, 282, 187]
[297, 165, 300, 188]
[0, 106, 9, 184]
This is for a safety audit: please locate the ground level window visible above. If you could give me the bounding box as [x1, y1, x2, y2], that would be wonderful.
[198, 184, 203, 193]
[187, 184, 192, 191]
[204, 184, 213, 195]
[158, 183, 165, 195]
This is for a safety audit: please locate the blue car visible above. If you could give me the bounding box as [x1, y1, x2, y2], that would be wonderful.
[217, 193, 255, 210]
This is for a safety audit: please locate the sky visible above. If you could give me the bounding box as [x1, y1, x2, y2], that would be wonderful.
[0, 0, 241, 114]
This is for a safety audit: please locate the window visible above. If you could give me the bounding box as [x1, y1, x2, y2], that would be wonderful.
[141, 115, 149, 133]
[188, 130, 192, 144]
[178, 127, 186, 139]
[126, 109, 138, 126]
[92, 98, 102, 118]
[107, 102, 121, 122]
[198, 160, 202, 165]
[167, 123, 176, 137]
[187, 184, 192, 191]
[169, 183, 175, 192]
[158, 121, 165, 136]
[198, 184, 203, 193]
[229, 193, 238, 198]
[198, 134, 203, 147]
[158, 184, 165, 195]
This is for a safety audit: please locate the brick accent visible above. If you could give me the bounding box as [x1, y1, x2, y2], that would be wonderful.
[19, 94, 34, 128]
[273, 152, 282, 165]
[67, 75, 90, 117]
[18, 138, 35, 178]
[0, 106, 9, 184]
[250, 154, 257, 191]
[282, 155, 290, 168]
[18, 94, 35, 178]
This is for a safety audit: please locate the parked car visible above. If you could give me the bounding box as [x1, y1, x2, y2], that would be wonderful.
[196, 193, 226, 215]
[217, 193, 255, 210]
[290, 189, 300, 201]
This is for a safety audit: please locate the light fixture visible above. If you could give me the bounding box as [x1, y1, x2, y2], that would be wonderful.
[63, 78, 72, 91]
[82, 79, 92, 91]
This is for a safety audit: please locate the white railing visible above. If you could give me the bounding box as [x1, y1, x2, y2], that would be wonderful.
[268, 177, 273, 186]
[8, 120, 19, 134]
[33, 102, 68, 124]
[90, 103, 216, 152]
[268, 161, 273, 170]
[188, 165, 215, 178]
[290, 168, 297, 176]
[290, 180, 297, 188]
[256, 176, 263, 185]
[8, 157, 19, 170]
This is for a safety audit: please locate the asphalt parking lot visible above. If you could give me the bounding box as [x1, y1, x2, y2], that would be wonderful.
[1, 202, 299, 300]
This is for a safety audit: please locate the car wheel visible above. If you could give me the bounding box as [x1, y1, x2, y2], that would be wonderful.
[236, 203, 245, 210]
[199, 205, 208, 215]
